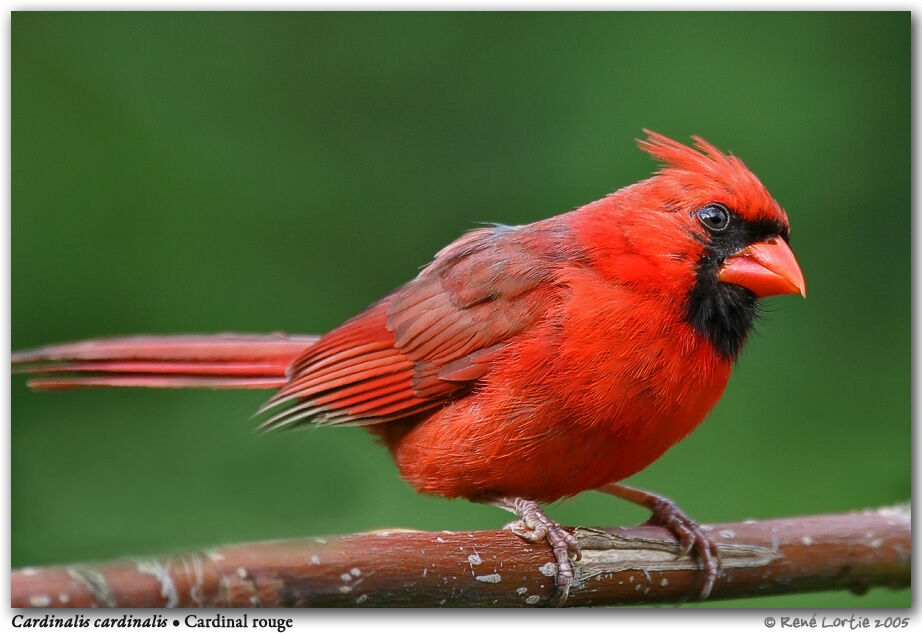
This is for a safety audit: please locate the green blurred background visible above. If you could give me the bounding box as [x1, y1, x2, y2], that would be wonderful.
[12, 12, 909, 607]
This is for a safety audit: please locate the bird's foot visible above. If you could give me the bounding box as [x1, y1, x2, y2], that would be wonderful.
[491, 496, 580, 606]
[600, 483, 720, 600]
[644, 495, 720, 599]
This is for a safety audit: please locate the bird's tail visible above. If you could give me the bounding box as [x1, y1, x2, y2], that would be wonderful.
[11, 333, 318, 390]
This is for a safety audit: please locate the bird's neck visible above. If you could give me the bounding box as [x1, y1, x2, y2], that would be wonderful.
[569, 191, 760, 362]
[685, 275, 758, 361]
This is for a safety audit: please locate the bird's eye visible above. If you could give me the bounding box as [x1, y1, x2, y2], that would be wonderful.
[696, 204, 730, 232]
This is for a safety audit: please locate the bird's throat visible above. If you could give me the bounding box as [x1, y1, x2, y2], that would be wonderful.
[685, 272, 758, 360]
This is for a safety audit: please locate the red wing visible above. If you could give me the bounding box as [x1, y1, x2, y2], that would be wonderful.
[258, 225, 559, 431]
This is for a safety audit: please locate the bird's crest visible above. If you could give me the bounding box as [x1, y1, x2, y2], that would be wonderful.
[637, 130, 785, 225]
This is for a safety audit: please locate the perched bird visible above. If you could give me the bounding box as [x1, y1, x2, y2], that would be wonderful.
[13, 132, 805, 604]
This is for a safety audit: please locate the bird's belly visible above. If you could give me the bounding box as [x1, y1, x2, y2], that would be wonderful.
[385, 343, 731, 502]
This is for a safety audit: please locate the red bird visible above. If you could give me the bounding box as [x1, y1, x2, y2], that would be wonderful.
[13, 132, 805, 604]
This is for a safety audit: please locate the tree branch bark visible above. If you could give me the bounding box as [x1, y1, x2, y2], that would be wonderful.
[12, 504, 910, 608]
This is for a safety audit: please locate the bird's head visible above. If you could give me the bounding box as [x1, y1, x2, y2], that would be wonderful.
[579, 131, 806, 359]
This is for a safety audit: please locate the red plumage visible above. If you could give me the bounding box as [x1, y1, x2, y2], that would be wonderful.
[14, 132, 805, 603]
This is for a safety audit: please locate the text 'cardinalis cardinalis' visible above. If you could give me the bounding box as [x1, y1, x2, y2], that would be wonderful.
[14, 132, 806, 604]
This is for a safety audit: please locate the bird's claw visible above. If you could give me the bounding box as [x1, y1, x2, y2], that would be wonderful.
[646, 497, 721, 599]
[496, 497, 581, 606]
[504, 517, 580, 560]
[504, 518, 548, 542]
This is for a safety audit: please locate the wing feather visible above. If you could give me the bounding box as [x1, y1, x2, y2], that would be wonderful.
[259, 223, 567, 429]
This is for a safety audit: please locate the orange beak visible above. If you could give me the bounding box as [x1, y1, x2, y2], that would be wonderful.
[717, 237, 806, 298]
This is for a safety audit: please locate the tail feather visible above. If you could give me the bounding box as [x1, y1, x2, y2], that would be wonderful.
[12, 333, 318, 390]
[24, 376, 289, 390]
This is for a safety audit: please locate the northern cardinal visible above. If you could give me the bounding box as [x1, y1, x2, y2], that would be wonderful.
[13, 132, 805, 605]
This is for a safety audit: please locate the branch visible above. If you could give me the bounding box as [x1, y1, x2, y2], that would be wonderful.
[12, 504, 910, 608]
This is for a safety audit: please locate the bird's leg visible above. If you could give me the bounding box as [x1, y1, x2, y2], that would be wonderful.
[599, 482, 720, 600]
[488, 496, 580, 605]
